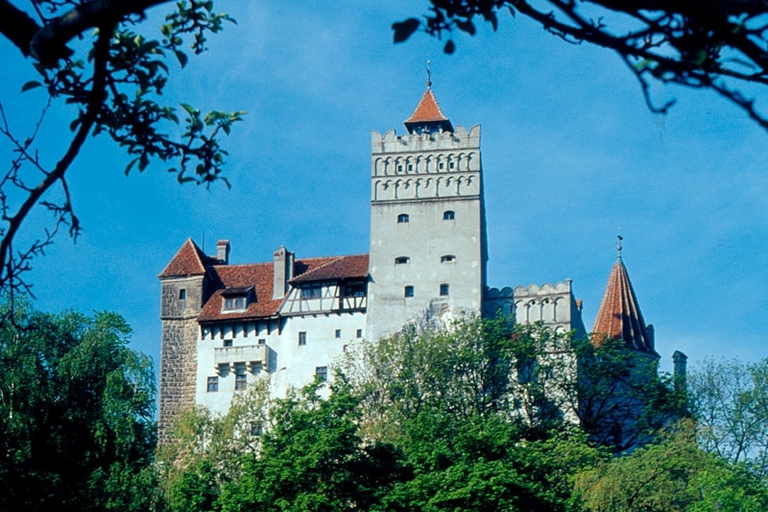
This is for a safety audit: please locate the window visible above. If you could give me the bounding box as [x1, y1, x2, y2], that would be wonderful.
[207, 376, 219, 393]
[440, 283, 450, 296]
[356, 329, 363, 339]
[301, 285, 322, 299]
[397, 213, 409, 223]
[395, 256, 410, 265]
[343, 282, 366, 297]
[258, 338, 266, 345]
[335, 329, 342, 339]
[443, 210, 455, 220]
[449, 161, 455, 169]
[223, 296, 246, 311]
[408, 164, 413, 171]
[441, 255, 456, 263]
[298, 331, 307, 346]
[439, 162, 444, 170]
[315, 366, 328, 382]
[397, 164, 403, 173]
[178, 288, 186, 300]
[223, 339, 233, 347]
[404, 285, 414, 298]
[251, 421, 263, 436]
[235, 364, 247, 391]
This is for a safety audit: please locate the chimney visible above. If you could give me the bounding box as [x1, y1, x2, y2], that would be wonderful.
[217, 240, 230, 264]
[672, 350, 688, 393]
[272, 246, 294, 299]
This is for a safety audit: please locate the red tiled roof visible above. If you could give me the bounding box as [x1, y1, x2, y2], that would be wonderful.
[198, 254, 370, 323]
[289, 254, 369, 283]
[404, 88, 450, 124]
[592, 259, 655, 353]
[158, 238, 218, 278]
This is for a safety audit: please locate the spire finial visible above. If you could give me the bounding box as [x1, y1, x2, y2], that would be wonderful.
[616, 227, 624, 261]
[426, 60, 432, 89]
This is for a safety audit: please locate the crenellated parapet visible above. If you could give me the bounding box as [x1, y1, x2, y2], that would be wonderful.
[371, 125, 482, 203]
[483, 279, 587, 337]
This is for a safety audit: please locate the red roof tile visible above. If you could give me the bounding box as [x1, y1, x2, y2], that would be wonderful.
[158, 239, 218, 278]
[289, 254, 368, 283]
[198, 254, 369, 323]
[404, 88, 454, 133]
[592, 259, 655, 353]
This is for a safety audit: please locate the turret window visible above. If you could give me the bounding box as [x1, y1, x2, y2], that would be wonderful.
[395, 256, 410, 265]
[404, 285, 414, 298]
[443, 210, 455, 220]
[397, 213, 410, 223]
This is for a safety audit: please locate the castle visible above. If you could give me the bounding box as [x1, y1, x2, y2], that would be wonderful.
[158, 82, 679, 439]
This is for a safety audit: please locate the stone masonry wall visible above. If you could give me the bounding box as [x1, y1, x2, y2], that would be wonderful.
[158, 318, 199, 444]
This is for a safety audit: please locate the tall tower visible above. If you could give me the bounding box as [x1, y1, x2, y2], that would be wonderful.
[366, 81, 488, 341]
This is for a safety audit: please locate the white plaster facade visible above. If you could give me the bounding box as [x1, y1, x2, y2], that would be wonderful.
[158, 87, 587, 427]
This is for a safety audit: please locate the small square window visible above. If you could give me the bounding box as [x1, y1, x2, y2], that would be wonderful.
[207, 376, 219, 393]
[397, 213, 409, 223]
[356, 329, 363, 339]
[235, 364, 247, 391]
[443, 210, 455, 220]
[440, 284, 450, 296]
[251, 421, 263, 436]
[404, 285, 414, 298]
[449, 161, 455, 169]
[223, 339, 233, 347]
[335, 329, 342, 339]
[408, 164, 413, 171]
[178, 288, 186, 300]
[316, 366, 328, 382]
[258, 338, 266, 345]
[298, 331, 307, 346]
[439, 162, 444, 169]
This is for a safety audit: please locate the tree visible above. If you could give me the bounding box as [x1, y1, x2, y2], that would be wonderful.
[0, 1, 242, 300]
[688, 357, 768, 478]
[0, 302, 157, 512]
[575, 420, 768, 512]
[395, 1, 768, 132]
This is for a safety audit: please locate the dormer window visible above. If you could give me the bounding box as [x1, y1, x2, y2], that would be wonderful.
[223, 296, 246, 311]
[397, 213, 409, 223]
[221, 286, 253, 312]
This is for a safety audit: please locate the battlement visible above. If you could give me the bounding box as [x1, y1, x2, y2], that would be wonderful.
[371, 124, 480, 155]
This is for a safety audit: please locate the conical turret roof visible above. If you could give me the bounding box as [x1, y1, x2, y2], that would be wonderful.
[592, 257, 656, 353]
[404, 85, 454, 134]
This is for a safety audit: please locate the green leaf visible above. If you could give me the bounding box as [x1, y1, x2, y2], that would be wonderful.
[392, 18, 421, 44]
[455, 19, 476, 36]
[125, 158, 138, 176]
[444, 40, 456, 54]
[138, 154, 149, 172]
[180, 103, 195, 115]
[21, 81, 42, 93]
[175, 50, 188, 68]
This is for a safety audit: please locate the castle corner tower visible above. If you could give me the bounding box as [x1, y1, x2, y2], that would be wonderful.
[366, 82, 488, 341]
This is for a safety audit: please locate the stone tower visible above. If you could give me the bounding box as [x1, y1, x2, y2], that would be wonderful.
[366, 83, 488, 341]
[157, 239, 222, 442]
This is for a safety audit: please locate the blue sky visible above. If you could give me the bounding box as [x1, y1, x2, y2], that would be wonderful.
[2, 1, 767, 374]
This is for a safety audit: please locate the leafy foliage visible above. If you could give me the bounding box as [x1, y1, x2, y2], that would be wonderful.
[395, 1, 768, 131]
[0, 1, 242, 300]
[0, 302, 157, 512]
[688, 357, 768, 478]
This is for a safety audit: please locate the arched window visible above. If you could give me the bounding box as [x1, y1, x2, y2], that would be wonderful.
[397, 213, 409, 223]
[443, 210, 455, 220]
[395, 256, 410, 265]
[440, 255, 456, 263]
